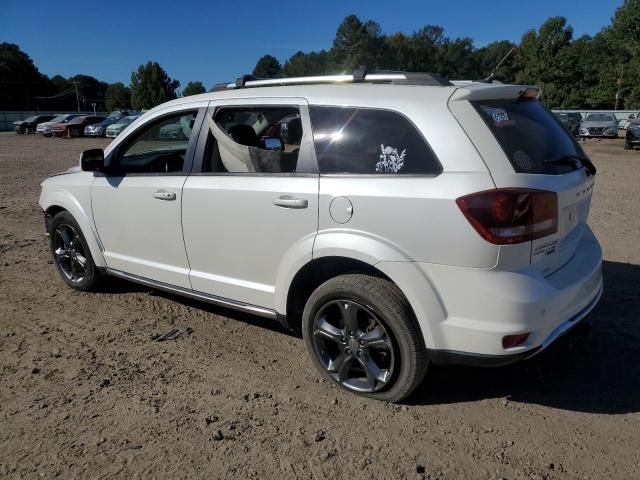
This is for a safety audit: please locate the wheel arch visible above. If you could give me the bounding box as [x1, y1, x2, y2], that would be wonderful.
[280, 255, 439, 349]
[41, 189, 106, 268]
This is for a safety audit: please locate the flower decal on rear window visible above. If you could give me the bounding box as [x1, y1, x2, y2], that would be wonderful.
[376, 144, 406, 173]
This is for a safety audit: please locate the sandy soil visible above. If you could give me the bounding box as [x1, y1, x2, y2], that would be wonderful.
[0, 133, 638, 479]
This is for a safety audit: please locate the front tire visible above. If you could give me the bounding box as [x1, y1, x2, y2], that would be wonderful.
[624, 140, 632, 150]
[49, 211, 101, 291]
[302, 274, 427, 402]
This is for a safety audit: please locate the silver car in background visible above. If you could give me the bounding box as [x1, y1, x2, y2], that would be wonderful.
[579, 113, 619, 138]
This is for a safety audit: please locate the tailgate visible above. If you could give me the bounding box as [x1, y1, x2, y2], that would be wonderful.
[531, 171, 595, 276]
[448, 85, 597, 275]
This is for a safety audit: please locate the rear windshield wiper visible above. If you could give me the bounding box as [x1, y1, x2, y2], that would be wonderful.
[544, 154, 596, 177]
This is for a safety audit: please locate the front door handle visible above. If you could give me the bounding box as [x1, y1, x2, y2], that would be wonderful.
[152, 191, 176, 201]
[273, 195, 308, 209]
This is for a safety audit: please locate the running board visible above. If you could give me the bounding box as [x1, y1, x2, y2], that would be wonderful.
[105, 268, 278, 320]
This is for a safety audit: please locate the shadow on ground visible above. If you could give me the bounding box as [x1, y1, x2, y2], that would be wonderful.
[106, 260, 640, 414]
[412, 260, 640, 414]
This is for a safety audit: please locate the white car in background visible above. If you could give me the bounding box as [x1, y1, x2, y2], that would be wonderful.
[105, 114, 141, 138]
[619, 112, 640, 130]
[38, 71, 603, 402]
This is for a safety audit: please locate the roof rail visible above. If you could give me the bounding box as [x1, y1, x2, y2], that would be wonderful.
[212, 68, 452, 91]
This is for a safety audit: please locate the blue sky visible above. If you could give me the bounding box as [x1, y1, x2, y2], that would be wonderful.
[1, 0, 623, 91]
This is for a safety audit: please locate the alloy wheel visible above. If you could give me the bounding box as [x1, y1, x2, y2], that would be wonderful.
[52, 224, 87, 284]
[312, 299, 395, 393]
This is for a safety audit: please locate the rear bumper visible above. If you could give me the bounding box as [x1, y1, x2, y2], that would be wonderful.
[430, 279, 602, 366]
[415, 227, 603, 358]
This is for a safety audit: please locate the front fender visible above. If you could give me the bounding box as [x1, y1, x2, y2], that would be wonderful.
[39, 187, 106, 268]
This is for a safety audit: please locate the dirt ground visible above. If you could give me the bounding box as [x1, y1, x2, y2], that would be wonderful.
[0, 132, 638, 480]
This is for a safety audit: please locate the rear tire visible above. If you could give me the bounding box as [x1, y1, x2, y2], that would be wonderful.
[49, 211, 102, 291]
[302, 274, 427, 402]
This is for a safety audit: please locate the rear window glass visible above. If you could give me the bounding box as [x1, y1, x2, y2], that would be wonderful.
[472, 99, 584, 174]
[310, 106, 441, 175]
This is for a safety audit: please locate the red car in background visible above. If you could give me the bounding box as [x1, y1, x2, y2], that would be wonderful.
[51, 115, 105, 138]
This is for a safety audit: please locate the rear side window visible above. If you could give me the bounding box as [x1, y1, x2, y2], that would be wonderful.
[202, 106, 303, 173]
[472, 99, 584, 175]
[310, 106, 441, 175]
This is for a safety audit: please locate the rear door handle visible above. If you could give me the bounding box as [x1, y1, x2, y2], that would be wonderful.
[273, 195, 308, 209]
[152, 191, 176, 201]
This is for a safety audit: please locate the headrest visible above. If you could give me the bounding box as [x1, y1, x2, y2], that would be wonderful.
[228, 124, 259, 147]
[281, 117, 303, 145]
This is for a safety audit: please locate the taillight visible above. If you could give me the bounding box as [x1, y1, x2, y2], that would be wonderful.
[456, 189, 557, 244]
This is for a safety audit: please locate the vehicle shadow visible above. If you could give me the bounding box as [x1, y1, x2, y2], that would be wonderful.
[144, 289, 295, 337]
[102, 260, 639, 413]
[411, 260, 640, 414]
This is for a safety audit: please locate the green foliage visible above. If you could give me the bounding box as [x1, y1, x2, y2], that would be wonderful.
[105, 82, 131, 110]
[474, 41, 518, 82]
[252, 55, 282, 78]
[283, 50, 333, 77]
[332, 15, 385, 71]
[182, 81, 206, 96]
[515, 17, 577, 108]
[0, 42, 54, 110]
[68, 74, 108, 110]
[3, 4, 640, 111]
[130, 61, 179, 110]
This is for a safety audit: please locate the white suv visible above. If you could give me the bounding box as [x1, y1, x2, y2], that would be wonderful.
[39, 71, 603, 402]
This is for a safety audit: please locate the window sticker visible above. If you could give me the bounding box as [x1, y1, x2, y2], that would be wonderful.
[376, 144, 406, 173]
[513, 150, 532, 170]
[480, 106, 515, 127]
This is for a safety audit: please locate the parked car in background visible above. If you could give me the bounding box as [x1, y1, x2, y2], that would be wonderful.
[555, 112, 581, 136]
[105, 115, 140, 138]
[619, 112, 640, 130]
[14, 115, 55, 134]
[85, 111, 135, 137]
[158, 114, 194, 140]
[37, 114, 84, 136]
[625, 119, 640, 150]
[579, 113, 619, 138]
[51, 115, 105, 138]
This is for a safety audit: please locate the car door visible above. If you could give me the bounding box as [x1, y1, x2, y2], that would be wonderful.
[182, 97, 318, 309]
[91, 105, 206, 288]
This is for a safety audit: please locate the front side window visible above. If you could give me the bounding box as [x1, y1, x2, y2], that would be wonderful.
[309, 106, 441, 175]
[116, 111, 196, 173]
[202, 106, 303, 173]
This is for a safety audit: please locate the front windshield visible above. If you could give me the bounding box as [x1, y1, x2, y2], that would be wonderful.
[24, 116, 37, 122]
[49, 115, 67, 123]
[107, 111, 122, 119]
[585, 113, 615, 122]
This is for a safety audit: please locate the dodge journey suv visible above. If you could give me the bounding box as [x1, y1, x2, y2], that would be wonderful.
[39, 71, 603, 402]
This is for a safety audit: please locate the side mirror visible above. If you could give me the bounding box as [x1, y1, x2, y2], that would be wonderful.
[263, 137, 284, 151]
[80, 148, 104, 172]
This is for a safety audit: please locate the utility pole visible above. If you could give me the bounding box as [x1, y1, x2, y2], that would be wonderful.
[71, 81, 81, 112]
[615, 64, 624, 111]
